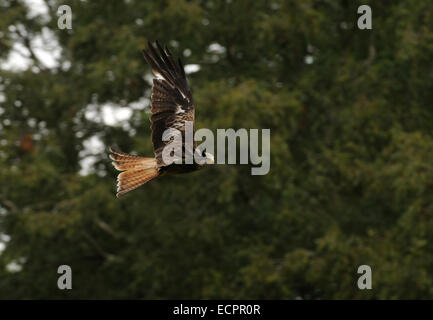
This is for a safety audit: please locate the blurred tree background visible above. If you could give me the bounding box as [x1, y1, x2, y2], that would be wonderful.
[1, 0, 433, 299]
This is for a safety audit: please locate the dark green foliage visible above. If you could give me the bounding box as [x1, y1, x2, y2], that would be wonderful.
[1, 0, 433, 299]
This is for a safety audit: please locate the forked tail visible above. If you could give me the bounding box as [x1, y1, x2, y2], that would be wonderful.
[109, 147, 158, 197]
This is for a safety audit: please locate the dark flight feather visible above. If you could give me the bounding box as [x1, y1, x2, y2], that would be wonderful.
[142, 41, 195, 167]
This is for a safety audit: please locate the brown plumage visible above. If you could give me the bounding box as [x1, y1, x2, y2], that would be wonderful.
[109, 41, 214, 198]
[109, 147, 158, 197]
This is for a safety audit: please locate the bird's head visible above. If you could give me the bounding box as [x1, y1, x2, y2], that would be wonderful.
[198, 150, 214, 166]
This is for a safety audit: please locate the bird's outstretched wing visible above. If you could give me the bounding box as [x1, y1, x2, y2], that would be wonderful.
[142, 41, 195, 167]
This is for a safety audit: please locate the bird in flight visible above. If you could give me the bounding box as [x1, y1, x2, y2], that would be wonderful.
[109, 41, 214, 197]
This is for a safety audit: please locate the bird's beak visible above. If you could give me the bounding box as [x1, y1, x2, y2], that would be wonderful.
[206, 153, 215, 164]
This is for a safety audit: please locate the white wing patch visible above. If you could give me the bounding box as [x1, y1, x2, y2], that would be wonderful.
[155, 73, 164, 80]
[179, 90, 186, 99]
[175, 105, 185, 114]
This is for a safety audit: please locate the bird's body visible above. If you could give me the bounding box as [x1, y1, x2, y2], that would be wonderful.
[109, 41, 213, 197]
[160, 163, 201, 175]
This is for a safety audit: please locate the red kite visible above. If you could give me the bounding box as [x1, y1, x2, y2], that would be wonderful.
[109, 41, 214, 197]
